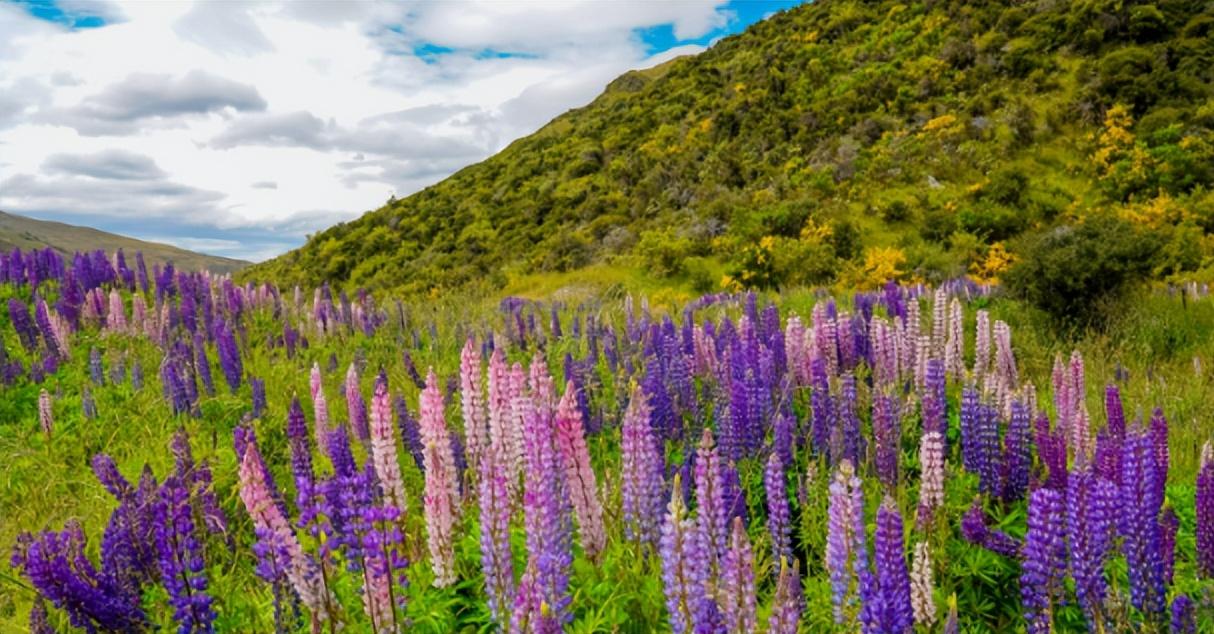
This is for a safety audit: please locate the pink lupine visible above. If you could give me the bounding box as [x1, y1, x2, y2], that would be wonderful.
[1069, 350, 1091, 463]
[486, 347, 510, 457]
[38, 388, 52, 438]
[420, 369, 461, 587]
[974, 309, 991, 382]
[369, 372, 407, 514]
[237, 440, 322, 613]
[310, 363, 330, 454]
[107, 289, 126, 334]
[459, 338, 487, 479]
[931, 287, 947, 352]
[993, 320, 1017, 390]
[528, 352, 556, 421]
[916, 431, 945, 530]
[944, 298, 964, 380]
[555, 381, 606, 559]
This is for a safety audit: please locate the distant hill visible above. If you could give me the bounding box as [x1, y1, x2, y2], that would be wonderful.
[243, 0, 1214, 295]
[0, 210, 248, 275]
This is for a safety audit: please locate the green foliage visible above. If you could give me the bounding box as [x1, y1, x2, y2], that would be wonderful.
[1004, 214, 1162, 327]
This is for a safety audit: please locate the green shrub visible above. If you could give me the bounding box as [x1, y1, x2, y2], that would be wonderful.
[1004, 215, 1162, 328]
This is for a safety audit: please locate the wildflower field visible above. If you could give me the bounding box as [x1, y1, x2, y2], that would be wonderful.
[2, 247, 1214, 633]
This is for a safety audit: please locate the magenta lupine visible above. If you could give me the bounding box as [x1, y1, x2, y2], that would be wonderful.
[1198, 442, 1214, 577]
[660, 474, 706, 634]
[310, 363, 330, 454]
[345, 363, 370, 442]
[827, 460, 867, 624]
[555, 381, 606, 559]
[479, 446, 515, 625]
[621, 387, 663, 547]
[237, 440, 322, 614]
[1067, 465, 1115, 627]
[460, 338, 488, 480]
[695, 427, 729, 570]
[369, 372, 407, 515]
[764, 451, 792, 565]
[861, 498, 913, 634]
[419, 369, 461, 587]
[719, 517, 756, 634]
[767, 557, 803, 634]
[38, 388, 52, 438]
[1020, 488, 1066, 634]
[916, 431, 945, 530]
[910, 542, 936, 626]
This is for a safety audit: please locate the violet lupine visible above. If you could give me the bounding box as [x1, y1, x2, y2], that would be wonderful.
[420, 369, 461, 587]
[345, 363, 370, 442]
[1000, 401, 1032, 503]
[38, 388, 52, 438]
[916, 431, 945, 530]
[827, 460, 867, 624]
[960, 501, 1022, 558]
[1197, 442, 1214, 578]
[1020, 488, 1067, 634]
[872, 390, 901, 488]
[764, 451, 792, 565]
[369, 371, 407, 515]
[214, 320, 242, 393]
[838, 372, 862, 467]
[922, 358, 947, 439]
[861, 498, 913, 634]
[360, 505, 408, 633]
[8, 297, 37, 351]
[28, 597, 53, 634]
[555, 381, 606, 559]
[767, 557, 803, 634]
[719, 517, 757, 634]
[236, 438, 323, 615]
[479, 445, 515, 626]
[1067, 465, 1115, 628]
[621, 387, 663, 548]
[1171, 594, 1195, 634]
[153, 475, 216, 633]
[460, 338, 488, 480]
[910, 541, 936, 627]
[660, 473, 707, 634]
[960, 386, 980, 474]
[695, 427, 729, 572]
[1150, 408, 1170, 508]
[193, 334, 215, 397]
[519, 393, 574, 626]
[1160, 507, 1178, 585]
[1121, 427, 1166, 616]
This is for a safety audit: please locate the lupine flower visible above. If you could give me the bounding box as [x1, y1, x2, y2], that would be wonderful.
[519, 392, 574, 626]
[1121, 427, 1166, 616]
[215, 321, 242, 393]
[695, 427, 728, 572]
[767, 557, 803, 634]
[861, 497, 913, 634]
[8, 298, 37, 352]
[1198, 442, 1214, 577]
[460, 338, 488, 479]
[479, 445, 515, 625]
[961, 500, 1022, 558]
[838, 372, 862, 467]
[249, 377, 266, 419]
[621, 387, 663, 547]
[28, 597, 53, 634]
[310, 363, 330, 454]
[910, 542, 936, 627]
[154, 475, 216, 633]
[38, 388, 52, 438]
[1000, 401, 1032, 502]
[660, 473, 706, 634]
[369, 371, 407, 515]
[1067, 465, 1115, 627]
[346, 363, 370, 442]
[1161, 507, 1178, 585]
[922, 358, 946, 439]
[1171, 594, 1195, 634]
[555, 381, 606, 559]
[827, 460, 867, 624]
[873, 391, 902, 487]
[719, 517, 756, 634]
[420, 369, 460, 587]
[943, 594, 959, 634]
[764, 451, 792, 565]
[1150, 408, 1169, 508]
[393, 394, 425, 474]
[360, 505, 408, 633]
[916, 431, 944, 530]
[960, 386, 980, 474]
[1020, 488, 1066, 634]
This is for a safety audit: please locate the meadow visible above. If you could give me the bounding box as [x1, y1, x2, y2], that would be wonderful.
[2, 246, 1214, 633]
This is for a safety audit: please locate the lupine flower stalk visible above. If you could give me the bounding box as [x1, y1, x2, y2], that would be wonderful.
[862, 498, 913, 634]
[910, 541, 936, 626]
[519, 392, 574, 626]
[38, 388, 52, 438]
[419, 369, 461, 587]
[1197, 442, 1214, 577]
[1020, 488, 1066, 634]
[916, 431, 944, 530]
[153, 475, 216, 633]
[460, 338, 488, 480]
[1067, 465, 1115, 627]
[695, 427, 729, 572]
[1121, 427, 1166, 616]
[764, 451, 792, 565]
[827, 460, 867, 624]
[369, 372, 407, 515]
[345, 363, 370, 442]
[659, 473, 705, 634]
[479, 445, 514, 625]
[719, 517, 756, 634]
[621, 388, 663, 547]
[767, 557, 803, 634]
[554, 381, 606, 559]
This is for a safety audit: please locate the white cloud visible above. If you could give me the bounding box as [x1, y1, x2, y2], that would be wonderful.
[0, 0, 741, 261]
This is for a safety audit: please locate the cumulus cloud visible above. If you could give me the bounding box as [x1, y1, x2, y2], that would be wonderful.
[43, 149, 166, 180]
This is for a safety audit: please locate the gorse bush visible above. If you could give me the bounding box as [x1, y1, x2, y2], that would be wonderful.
[1004, 214, 1161, 328]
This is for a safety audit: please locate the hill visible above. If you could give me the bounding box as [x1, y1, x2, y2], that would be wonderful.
[0, 210, 248, 274]
[242, 0, 1214, 296]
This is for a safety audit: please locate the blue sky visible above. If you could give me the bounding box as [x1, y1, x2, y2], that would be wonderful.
[0, 1, 805, 261]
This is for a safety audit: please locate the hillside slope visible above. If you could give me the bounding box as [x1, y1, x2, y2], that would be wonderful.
[243, 0, 1214, 295]
[0, 211, 249, 274]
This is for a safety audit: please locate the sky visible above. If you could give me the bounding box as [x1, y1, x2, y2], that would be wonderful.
[0, 0, 802, 262]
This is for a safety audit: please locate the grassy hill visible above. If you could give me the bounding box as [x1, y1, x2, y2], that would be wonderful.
[242, 0, 1214, 296]
[0, 210, 248, 274]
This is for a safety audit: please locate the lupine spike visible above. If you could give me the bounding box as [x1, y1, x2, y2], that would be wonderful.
[419, 369, 461, 587]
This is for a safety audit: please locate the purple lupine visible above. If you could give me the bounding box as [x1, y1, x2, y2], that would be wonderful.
[961, 501, 1022, 558]
[838, 372, 862, 467]
[1035, 412, 1068, 491]
[394, 394, 425, 474]
[1197, 442, 1214, 577]
[694, 428, 729, 572]
[1067, 465, 1115, 627]
[922, 358, 946, 439]
[959, 386, 980, 474]
[1121, 427, 1166, 616]
[154, 475, 216, 633]
[660, 473, 707, 634]
[1020, 488, 1066, 634]
[827, 460, 867, 624]
[764, 451, 792, 565]
[1171, 594, 1195, 634]
[1105, 384, 1125, 442]
[360, 505, 408, 632]
[1160, 507, 1178, 585]
[810, 356, 834, 458]
[520, 392, 574, 626]
[719, 517, 757, 634]
[28, 597, 53, 634]
[872, 391, 901, 488]
[1150, 408, 1169, 509]
[1000, 401, 1032, 502]
[621, 387, 663, 547]
[767, 557, 803, 634]
[214, 321, 242, 393]
[861, 498, 913, 634]
[8, 298, 37, 352]
[479, 445, 515, 626]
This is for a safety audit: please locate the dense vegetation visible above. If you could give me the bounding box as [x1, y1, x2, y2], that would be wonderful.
[4, 248, 1214, 632]
[243, 0, 1214, 299]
